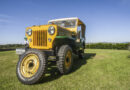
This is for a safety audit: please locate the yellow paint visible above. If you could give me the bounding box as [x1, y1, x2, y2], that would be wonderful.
[20, 54, 40, 78]
[25, 18, 85, 50]
[26, 25, 57, 49]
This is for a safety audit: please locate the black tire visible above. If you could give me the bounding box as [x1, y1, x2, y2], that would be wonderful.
[56, 45, 73, 74]
[78, 50, 84, 59]
[78, 53, 83, 59]
[16, 49, 47, 85]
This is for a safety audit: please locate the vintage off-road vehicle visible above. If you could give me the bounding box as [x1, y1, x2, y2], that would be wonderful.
[16, 17, 86, 84]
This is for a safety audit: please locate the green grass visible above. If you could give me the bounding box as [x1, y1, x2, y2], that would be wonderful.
[0, 49, 130, 90]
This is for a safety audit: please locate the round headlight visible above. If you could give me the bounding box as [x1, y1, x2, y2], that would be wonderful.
[48, 26, 55, 35]
[26, 29, 32, 36]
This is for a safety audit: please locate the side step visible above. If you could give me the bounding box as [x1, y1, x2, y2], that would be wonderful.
[48, 56, 56, 60]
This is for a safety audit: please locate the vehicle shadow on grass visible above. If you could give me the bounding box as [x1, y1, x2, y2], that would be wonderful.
[38, 61, 61, 84]
[71, 53, 96, 73]
[128, 55, 130, 58]
[38, 53, 96, 84]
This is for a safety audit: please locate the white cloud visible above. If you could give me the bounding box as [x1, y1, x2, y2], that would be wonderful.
[0, 14, 12, 23]
[0, 19, 10, 23]
[0, 14, 11, 18]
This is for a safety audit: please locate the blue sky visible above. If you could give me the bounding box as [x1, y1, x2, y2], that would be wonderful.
[0, 0, 130, 44]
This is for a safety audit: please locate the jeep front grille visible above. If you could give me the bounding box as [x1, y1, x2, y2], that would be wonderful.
[33, 30, 47, 46]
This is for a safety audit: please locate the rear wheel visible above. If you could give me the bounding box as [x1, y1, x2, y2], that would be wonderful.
[78, 50, 84, 59]
[16, 49, 47, 85]
[78, 53, 83, 59]
[56, 45, 73, 74]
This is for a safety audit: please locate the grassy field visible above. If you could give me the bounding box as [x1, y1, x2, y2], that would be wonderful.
[0, 49, 130, 90]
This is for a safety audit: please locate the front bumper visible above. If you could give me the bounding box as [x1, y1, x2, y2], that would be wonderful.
[16, 48, 55, 56]
[16, 48, 25, 55]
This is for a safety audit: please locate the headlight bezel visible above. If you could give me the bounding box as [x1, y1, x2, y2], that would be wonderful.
[48, 26, 55, 35]
[26, 29, 32, 36]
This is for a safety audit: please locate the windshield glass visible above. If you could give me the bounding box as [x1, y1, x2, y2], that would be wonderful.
[49, 19, 77, 28]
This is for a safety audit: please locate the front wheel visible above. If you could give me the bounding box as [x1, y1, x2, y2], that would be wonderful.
[16, 49, 47, 85]
[56, 45, 73, 74]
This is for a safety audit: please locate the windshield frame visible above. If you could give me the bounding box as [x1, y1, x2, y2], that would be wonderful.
[48, 19, 78, 28]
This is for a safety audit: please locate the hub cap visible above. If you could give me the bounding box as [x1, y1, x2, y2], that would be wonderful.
[20, 54, 40, 78]
[65, 50, 72, 69]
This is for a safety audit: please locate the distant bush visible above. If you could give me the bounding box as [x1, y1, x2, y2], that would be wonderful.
[0, 44, 24, 50]
[86, 43, 130, 50]
[0, 43, 130, 50]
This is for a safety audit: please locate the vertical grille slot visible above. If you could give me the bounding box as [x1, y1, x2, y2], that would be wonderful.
[33, 30, 47, 47]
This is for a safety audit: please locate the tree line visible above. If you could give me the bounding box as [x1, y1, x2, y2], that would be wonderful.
[86, 43, 130, 50]
[0, 43, 130, 50]
[0, 44, 24, 50]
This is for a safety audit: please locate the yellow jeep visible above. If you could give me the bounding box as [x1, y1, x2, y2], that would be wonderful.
[16, 17, 86, 84]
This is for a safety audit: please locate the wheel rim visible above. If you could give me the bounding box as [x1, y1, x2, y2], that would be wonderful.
[65, 50, 72, 69]
[20, 54, 40, 78]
